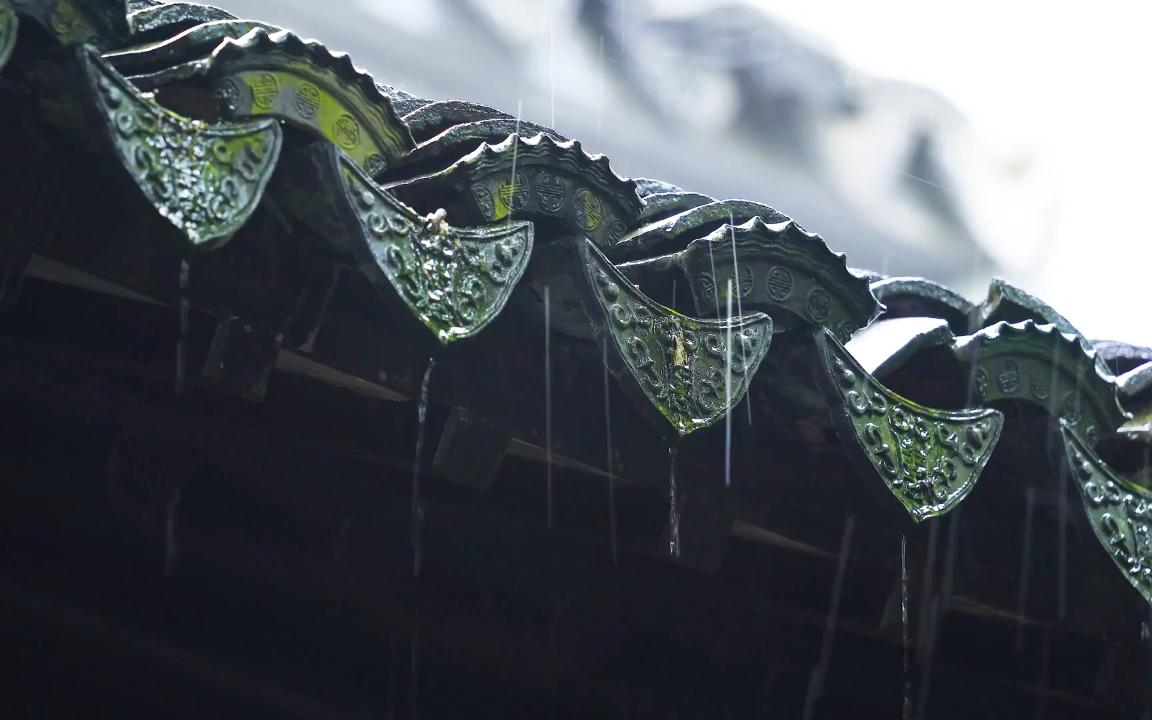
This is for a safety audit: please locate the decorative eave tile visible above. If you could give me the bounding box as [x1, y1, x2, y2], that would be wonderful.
[0, 0, 16, 73]
[10, 0, 127, 48]
[971, 277, 1111, 377]
[1092, 340, 1152, 376]
[577, 238, 772, 437]
[1118, 362, 1152, 403]
[870, 275, 974, 335]
[400, 99, 514, 142]
[844, 317, 954, 378]
[131, 27, 415, 175]
[125, 0, 235, 35]
[81, 47, 281, 249]
[612, 198, 794, 259]
[1062, 421, 1152, 605]
[387, 118, 566, 178]
[814, 328, 1003, 521]
[636, 190, 715, 223]
[104, 19, 276, 74]
[953, 320, 1128, 446]
[617, 216, 881, 341]
[292, 143, 534, 344]
[634, 178, 714, 223]
[387, 133, 643, 251]
[1119, 405, 1152, 444]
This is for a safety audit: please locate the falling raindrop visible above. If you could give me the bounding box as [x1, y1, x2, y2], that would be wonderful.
[507, 100, 522, 229]
[1044, 339, 1062, 457]
[1036, 626, 1051, 719]
[668, 446, 680, 559]
[725, 279, 733, 488]
[299, 265, 340, 354]
[411, 357, 435, 577]
[913, 521, 941, 719]
[940, 508, 961, 609]
[163, 484, 181, 577]
[545, 285, 554, 530]
[410, 626, 420, 720]
[594, 34, 605, 145]
[801, 515, 855, 720]
[1048, 343, 1070, 623]
[918, 526, 940, 626]
[1057, 460, 1069, 621]
[549, 0, 556, 130]
[1144, 607, 1152, 720]
[1015, 487, 1037, 652]
[603, 338, 618, 565]
[175, 258, 190, 394]
[962, 358, 980, 411]
[387, 636, 398, 720]
[549, 610, 559, 717]
[729, 212, 752, 426]
[902, 534, 911, 720]
[332, 512, 357, 560]
[914, 599, 940, 720]
[707, 241, 720, 319]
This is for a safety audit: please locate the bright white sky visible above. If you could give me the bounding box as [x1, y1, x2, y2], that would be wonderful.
[374, 0, 1152, 343]
[752, 0, 1152, 345]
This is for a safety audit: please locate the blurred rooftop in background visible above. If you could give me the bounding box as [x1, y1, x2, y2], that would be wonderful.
[213, 0, 1151, 344]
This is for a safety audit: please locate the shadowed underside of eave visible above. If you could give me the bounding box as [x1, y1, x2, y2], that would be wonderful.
[0, 2, 1151, 717]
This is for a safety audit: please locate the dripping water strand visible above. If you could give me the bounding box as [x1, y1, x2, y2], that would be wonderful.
[725, 279, 733, 488]
[507, 100, 522, 229]
[1049, 340, 1069, 622]
[668, 446, 680, 559]
[1144, 605, 1152, 720]
[901, 534, 911, 720]
[411, 358, 435, 577]
[1056, 457, 1069, 621]
[914, 600, 940, 720]
[603, 339, 617, 565]
[548, 0, 555, 130]
[545, 285, 553, 530]
[386, 636, 398, 720]
[594, 33, 605, 145]
[913, 520, 941, 720]
[963, 360, 978, 409]
[1044, 339, 1062, 459]
[729, 212, 751, 425]
[1035, 626, 1050, 720]
[1015, 487, 1037, 652]
[163, 484, 181, 577]
[175, 259, 190, 394]
[410, 625, 420, 720]
[801, 515, 855, 720]
[940, 509, 961, 610]
[300, 265, 340, 353]
[707, 241, 720, 319]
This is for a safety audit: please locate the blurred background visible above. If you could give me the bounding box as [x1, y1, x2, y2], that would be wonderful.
[214, 0, 1152, 345]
